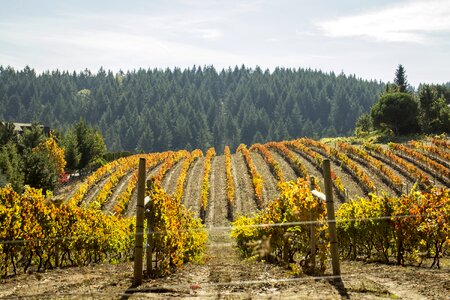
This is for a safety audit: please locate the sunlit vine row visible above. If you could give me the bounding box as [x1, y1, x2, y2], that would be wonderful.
[408, 140, 450, 162]
[431, 137, 450, 150]
[338, 186, 449, 267]
[200, 148, 216, 221]
[250, 143, 285, 183]
[68, 159, 121, 206]
[88, 155, 141, 210]
[0, 186, 134, 277]
[175, 149, 203, 203]
[151, 150, 190, 185]
[389, 142, 450, 183]
[337, 142, 403, 193]
[113, 152, 168, 216]
[266, 141, 308, 178]
[364, 143, 431, 188]
[299, 138, 376, 194]
[237, 144, 263, 209]
[224, 146, 235, 220]
[285, 140, 346, 197]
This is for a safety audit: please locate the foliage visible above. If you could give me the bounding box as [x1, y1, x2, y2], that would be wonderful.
[231, 178, 328, 274]
[33, 132, 66, 176]
[250, 143, 285, 183]
[0, 185, 134, 277]
[267, 141, 308, 178]
[175, 149, 203, 203]
[145, 179, 207, 277]
[237, 144, 263, 209]
[337, 187, 449, 267]
[0, 142, 24, 192]
[73, 119, 107, 170]
[224, 146, 235, 220]
[0, 66, 384, 152]
[394, 64, 408, 93]
[200, 148, 215, 221]
[371, 92, 419, 135]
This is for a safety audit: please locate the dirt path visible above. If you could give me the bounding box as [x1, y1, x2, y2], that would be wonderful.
[205, 156, 228, 228]
[162, 159, 185, 195]
[2, 243, 448, 299]
[182, 157, 205, 218]
[103, 170, 135, 214]
[250, 152, 279, 206]
[231, 153, 258, 218]
[269, 149, 298, 182]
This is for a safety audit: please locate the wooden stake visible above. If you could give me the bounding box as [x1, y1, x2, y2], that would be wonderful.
[322, 159, 341, 277]
[133, 158, 146, 286]
[309, 177, 316, 272]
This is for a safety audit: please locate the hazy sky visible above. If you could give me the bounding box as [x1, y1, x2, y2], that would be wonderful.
[1, 0, 449, 87]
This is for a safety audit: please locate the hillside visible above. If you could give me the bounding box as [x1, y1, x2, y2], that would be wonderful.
[0, 66, 383, 153]
[49, 137, 449, 231]
[2, 136, 449, 299]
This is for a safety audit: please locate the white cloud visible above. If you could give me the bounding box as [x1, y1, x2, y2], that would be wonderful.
[316, 0, 450, 43]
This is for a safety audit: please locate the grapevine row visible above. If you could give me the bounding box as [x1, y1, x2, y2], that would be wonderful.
[285, 140, 346, 198]
[364, 143, 431, 188]
[174, 149, 203, 203]
[337, 142, 403, 193]
[266, 141, 308, 178]
[151, 150, 189, 185]
[389, 142, 450, 183]
[1, 186, 134, 277]
[200, 148, 216, 221]
[431, 137, 450, 150]
[299, 138, 376, 194]
[408, 140, 450, 163]
[250, 143, 285, 183]
[68, 159, 121, 206]
[113, 152, 168, 216]
[237, 144, 263, 209]
[88, 156, 140, 210]
[224, 146, 235, 220]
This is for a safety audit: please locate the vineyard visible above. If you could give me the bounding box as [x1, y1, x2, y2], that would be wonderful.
[1, 136, 449, 299]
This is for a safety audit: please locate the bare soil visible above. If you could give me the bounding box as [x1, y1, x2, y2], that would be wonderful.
[2, 238, 448, 299]
[250, 152, 278, 206]
[231, 153, 259, 217]
[205, 156, 228, 228]
[182, 157, 205, 218]
[103, 170, 135, 213]
[269, 149, 298, 182]
[161, 159, 185, 195]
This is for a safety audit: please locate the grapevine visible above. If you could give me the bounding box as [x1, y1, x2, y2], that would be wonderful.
[237, 144, 264, 209]
[299, 138, 376, 194]
[175, 149, 203, 203]
[266, 141, 308, 178]
[250, 143, 285, 183]
[224, 146, 236, 220]
[200, 148, 216, 222]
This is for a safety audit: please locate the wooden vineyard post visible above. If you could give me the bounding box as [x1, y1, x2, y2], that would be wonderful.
[309, 177, 316, 273]
[322, 159, 341, 277]
[146, 180, 153, 276]
[133, 158, 146, 286]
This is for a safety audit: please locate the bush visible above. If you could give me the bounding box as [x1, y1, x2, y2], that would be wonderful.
[231, 178, 328, 274]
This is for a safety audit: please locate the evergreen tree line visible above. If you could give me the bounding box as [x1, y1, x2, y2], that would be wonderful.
[0, 65, 383, 153]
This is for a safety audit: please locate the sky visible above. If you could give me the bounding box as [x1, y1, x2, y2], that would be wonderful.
[1, 0, 449, 87]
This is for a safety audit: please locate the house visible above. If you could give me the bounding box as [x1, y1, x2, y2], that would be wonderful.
[0, 122, 51, 135]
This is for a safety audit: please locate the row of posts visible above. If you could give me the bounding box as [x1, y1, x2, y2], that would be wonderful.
[132, 157, 341, 286]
